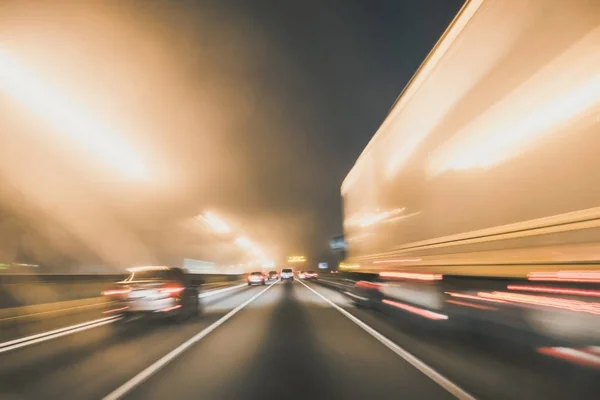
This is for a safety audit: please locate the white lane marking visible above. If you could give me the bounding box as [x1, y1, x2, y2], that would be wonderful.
[198, 282, 247, 298]
[0, 316, 120, 354]
[0, 300, 108, 322]
[0, 282, 247, 354]
[344, 291, 369, 301]
[298, 279, 476, 400]
[103, 282, 277, 400]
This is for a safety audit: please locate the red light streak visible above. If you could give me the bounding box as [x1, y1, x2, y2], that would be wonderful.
[538, 347, 600, 369]
[382, 299, 448, 320]
[528, 270, 600, 283]
[446, 300, 497, 311]
[160, 287, 185, 295]
[355, 281, 382, 290]
[445, 292, 509, 304]
[379, 271, 442, 281]
[102, 288, 131, 296]
[507, 285, 600, 298]
[478, 291, 600, 315]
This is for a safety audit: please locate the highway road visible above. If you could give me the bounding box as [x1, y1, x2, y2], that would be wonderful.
[0, 280, 598, 399]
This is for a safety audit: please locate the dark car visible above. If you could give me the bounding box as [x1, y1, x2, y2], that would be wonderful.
[102, 266, 199, 322]
[266, 270, 279, 281]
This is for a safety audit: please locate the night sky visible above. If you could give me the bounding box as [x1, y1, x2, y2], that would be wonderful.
[187, 0, 465, 258]
[0, 0, 464, 269]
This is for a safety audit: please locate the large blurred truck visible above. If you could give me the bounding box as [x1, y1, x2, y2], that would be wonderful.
[342, 0, 600, 279]
[341, 0, 600, 349]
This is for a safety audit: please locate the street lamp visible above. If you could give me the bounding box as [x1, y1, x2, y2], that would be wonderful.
[0, 49, 147, 179]
[198, 211, 231, 233]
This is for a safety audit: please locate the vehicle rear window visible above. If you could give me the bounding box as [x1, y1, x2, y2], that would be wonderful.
[282, 268, 292, 273]
[250, 272, 263, 276]
[269, 271, 277, 274]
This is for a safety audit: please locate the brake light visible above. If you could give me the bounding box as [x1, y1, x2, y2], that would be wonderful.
[161, 286, 185, 296]
[102, 288, 131, 296]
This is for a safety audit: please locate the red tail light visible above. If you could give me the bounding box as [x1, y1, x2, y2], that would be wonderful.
[160, 286, 185, 296]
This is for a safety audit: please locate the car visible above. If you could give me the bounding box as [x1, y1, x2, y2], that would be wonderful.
[298, 271, 306, 279]
[266, 270, 279, 281]
[281, 268, 294, 281]
[304, 270, 318, 280]
[247, 271, 266, 286]
[102, 266, 199, 322]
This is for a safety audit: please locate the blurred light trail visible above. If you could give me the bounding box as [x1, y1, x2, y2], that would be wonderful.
[0, 49, 147, 179]
[198, 211, 231, 233]
[528, 270, 600, 283]
[445, 292, 509, 304]
[345, 208, 408, 228]
[446, 300, 497, 311]
[507, 285, 600, 298]
[478, 291, 600, 315]
[102, 288, 131, 296]
[538, 347, 600, 369]
[382, 299, 448, 320]
[355, 281, 383, 290]
[379, 271, 442, 281]
[374, 258, 422, 264]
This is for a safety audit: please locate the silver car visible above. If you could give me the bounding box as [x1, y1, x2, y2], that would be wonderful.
[103, 266, 199, 322]
[280, 268, 294, 281]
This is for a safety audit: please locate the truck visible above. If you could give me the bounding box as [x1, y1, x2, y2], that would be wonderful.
[340, 0, 600, 350]
[341, 0, 600, 279]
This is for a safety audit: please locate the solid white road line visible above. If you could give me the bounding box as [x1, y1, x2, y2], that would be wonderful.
[0, 282, 249, 355]
[298, 279, 476, 400]
[344, 291, 369, 301]
[103, 281, 278, 400]
[198, 282, 247, 298]
[0, 316, 121, 354]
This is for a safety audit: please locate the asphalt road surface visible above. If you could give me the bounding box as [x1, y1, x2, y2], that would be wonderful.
[0, 280, 598, 399]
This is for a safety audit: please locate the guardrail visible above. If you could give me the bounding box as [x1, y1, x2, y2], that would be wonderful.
[0, 273, 245, 310]
[0, 274, 246, 341]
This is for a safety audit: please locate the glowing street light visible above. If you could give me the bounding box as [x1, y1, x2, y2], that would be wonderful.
[235, 236, 265, 259]
[0, 49, 147, 179]
[235, 236, 253, 248]
[198, 211, 230, 233]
